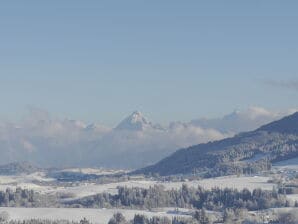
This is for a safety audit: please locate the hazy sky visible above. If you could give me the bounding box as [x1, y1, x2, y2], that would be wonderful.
[0, 1, 297, 125]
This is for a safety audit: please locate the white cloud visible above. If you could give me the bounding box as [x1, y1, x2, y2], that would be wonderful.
[190, 106, 297, 134]
[0, 107, 295, 169]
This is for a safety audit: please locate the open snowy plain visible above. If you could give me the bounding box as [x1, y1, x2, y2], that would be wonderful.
[0, 207, 192, 224]
[0, 171, 276, 200]
[0, 165, 293, 222]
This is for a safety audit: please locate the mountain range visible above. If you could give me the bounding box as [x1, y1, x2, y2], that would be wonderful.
[0, 107, 295, 169]
[136, 112, 298, 176]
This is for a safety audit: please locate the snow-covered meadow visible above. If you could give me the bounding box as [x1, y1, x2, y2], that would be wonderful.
[0, 170, 276, 201]
[0, 165, 295, 223]
[0, 207, 192, 224]
[50, 175, 275, 200]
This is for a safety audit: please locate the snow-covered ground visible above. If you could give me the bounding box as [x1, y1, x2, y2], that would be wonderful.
[0, 172, 55, 192]
[181, 175, 275, 191]
[0, 172, 54, 185]
[60, 168, 127, 176]
[0, 207, 191, 224]
[0, 172, 284, 223]
[0, 172, 276, 200]
[52, 175, 276, 199]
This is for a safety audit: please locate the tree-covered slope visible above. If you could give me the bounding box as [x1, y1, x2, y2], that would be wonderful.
[135, 112, 298, 176]
[0, 162, 40, 175]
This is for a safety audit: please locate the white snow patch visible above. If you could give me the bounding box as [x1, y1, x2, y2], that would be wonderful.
[60, 168, 126, 176]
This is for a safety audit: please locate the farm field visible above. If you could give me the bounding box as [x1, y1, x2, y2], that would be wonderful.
[53, 175, 276, 199]
[0, 172, 276, 200]
[0, 207, 192, 224]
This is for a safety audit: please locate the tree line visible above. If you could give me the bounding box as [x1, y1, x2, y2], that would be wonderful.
[69, 184, 290, 211]
[0, 188, 58, 207]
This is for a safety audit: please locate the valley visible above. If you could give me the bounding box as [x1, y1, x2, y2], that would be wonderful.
[0, 111, 297, 223]
[0, 160, 296, 223]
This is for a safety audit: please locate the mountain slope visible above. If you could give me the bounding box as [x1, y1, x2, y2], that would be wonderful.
[0, 162, 40, 175]
[257, 112, 298, 134]
[135, 112, 298, 176]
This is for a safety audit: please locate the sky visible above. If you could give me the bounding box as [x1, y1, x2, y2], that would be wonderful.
[0, 1, 297, 126]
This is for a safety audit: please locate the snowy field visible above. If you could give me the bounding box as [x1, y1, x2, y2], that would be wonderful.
[0, 172, 55, 192]
[53, 175, 276, 199]
[0, 207, 191, 224]
[0, 172, 276, 200]
[61, 168, 126, 176]
[178, 176, 275, 191]
[0, 171, 287, 223]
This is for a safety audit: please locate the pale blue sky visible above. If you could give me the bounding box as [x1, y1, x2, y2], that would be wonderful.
[0, 1, 297, 125]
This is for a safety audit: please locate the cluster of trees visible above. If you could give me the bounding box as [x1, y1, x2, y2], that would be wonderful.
[0, 184, 290, 213]
[0, 188, 36, 207]
[278, 185, 298, 195]
[204, 159, 271, 178]
[108, 213, 197, 224]
[199, 133, 298, 178]
[0, 188, 57, 207]
[70, 184, 289, 211]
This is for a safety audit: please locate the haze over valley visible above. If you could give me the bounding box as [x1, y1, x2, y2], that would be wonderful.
[0, 107, 295, 169]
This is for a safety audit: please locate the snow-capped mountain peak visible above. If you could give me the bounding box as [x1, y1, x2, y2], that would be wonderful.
[115, 111, 153, 131]
[129, 111, 148, 123]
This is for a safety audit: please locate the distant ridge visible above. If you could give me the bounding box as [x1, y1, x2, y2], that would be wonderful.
[135, 111, 298, 176]
[0, 162, 40, 175]
[257, 112, 298, 134]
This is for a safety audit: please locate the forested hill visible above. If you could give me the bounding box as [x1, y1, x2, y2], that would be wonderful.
[135, 112, 298, 177]
[257, 111, 298, 134]
[0, 162, 40, 175]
